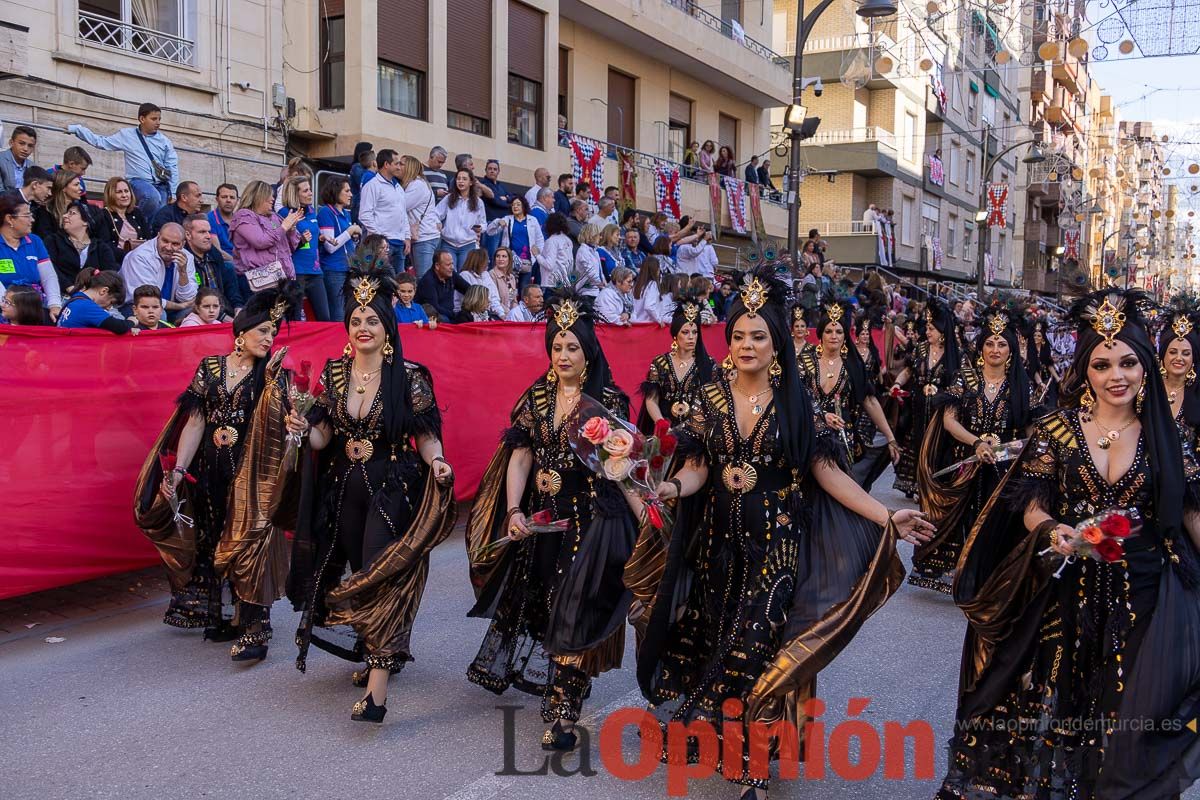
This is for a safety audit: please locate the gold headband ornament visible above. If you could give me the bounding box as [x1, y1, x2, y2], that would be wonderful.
[827, 303, 844, 323]
[740, 277, 767, 316]
[987, 313, 1007, 336]
[553, 298, 581, 332]
[1173, 314, 1193, 340]
[682, 303, 699, 323]
[1091, 297, 1125, 346]
[268, 297, 288, 324]
[352, 276, 379, 309]
[792, 306, 804, 323]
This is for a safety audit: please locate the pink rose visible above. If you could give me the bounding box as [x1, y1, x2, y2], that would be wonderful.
[603, 456, 632, 481]
[581, 416, 611, 445]
[603, 429, 635, 459]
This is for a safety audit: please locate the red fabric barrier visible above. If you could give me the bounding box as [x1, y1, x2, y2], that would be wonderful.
[0, 322, 733, 599]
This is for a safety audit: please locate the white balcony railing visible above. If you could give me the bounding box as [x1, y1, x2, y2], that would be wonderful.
[781, 31, 898, 57]
[78, 10, 195, 66]
[801, 126, 898, 151]
[808, 220, 878, 235]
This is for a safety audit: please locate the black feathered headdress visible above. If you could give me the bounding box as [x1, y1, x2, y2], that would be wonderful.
[232, 280, 301, 335]
[545, 287, 621, 400]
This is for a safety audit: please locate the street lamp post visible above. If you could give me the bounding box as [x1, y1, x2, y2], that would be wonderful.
[974, 139, 1045, 298]
[785, 0, 897, 266]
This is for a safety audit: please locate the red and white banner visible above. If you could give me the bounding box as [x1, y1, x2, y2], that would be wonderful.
[1063, 228, 1080, 261]
[928, 154, 944, 186]
[931, 236, 943, 270]
[567, 134, 604, 204]
[617, 149, 637, 213]
[725, 178, 750, 235]
[986, 183, 1008, 227]
[707, 172, 722, 235]
[653, 161, 682, 220]
[747, 183, 766, 241]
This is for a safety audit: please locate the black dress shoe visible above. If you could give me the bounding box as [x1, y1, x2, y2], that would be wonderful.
[540, 721, 578, 751]
[351, 693, 387, 723]
[230, 642, 268, 662]
[203, 622, 239, 642]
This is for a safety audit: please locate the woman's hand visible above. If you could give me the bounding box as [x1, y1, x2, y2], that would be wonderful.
[280, 209, 304, 231]
[975, 439, 997, 464]
[890, 509, 935, 544]
[428, 318, 438, 330]
[432, 457, 453, 485]
[159, 470, 183, 502]
[823, 412, 846, 431]
[285, 410, 310, 436]
[1049, 523, 1078, 556]
[657, 480, 680, 501]
[348, 224, 362, 238]
[507, 510, 533, 540]
[887, 440, 901, 464]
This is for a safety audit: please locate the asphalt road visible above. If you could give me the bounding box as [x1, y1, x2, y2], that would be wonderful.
[1, 469, 1192, 800]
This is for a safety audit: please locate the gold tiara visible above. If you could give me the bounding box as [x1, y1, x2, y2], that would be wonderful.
[268, 297, 288, 324]
[682, 303, 699, 323]
[1173, 314, 1193, 340]
[792, 305, 804, 323]
[987, 313, 1006, 336]
[827, 303, 844, 323]
[352, 276, 378, 309]
[1091, 297, 1125, 345]
[553, 298, 580, 331]
[740, 277, 767, 315]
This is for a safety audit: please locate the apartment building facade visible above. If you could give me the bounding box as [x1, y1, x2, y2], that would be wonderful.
[771, 0, 1025, 285]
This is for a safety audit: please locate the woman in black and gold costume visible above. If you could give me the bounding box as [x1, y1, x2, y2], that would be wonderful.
[134, 284, 297, 654]
[638, 296, 716, 433]
[911, 307, 1033, 593]
[797, 301, 900, 488]
[288, 264, 457, 723]
[789, 304, 813, 358]
[939, 290, 1200, 799]
[634, 269, 934, 799]
[892, 298, 960, 498]
[850, 309, 895, 490]
[1159, 309, 1200, 448]
[466, 291, 636, 751]
[1027, 317, 1059, 408]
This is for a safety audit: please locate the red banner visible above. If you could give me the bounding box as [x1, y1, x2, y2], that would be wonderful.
[0, 322, 736, 599]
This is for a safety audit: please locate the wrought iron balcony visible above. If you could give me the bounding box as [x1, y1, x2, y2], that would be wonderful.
[78, 10, 195, 66]
[662, 0, 789, 70]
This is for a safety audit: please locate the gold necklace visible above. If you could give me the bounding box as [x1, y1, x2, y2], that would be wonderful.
[354, 366, 382, 394]
[732, 380, 772, 416]
[1089, 414, 1137, 450]
[983, 371, 1004, 393]
[557, 385, 581, 422]
[227, 354, 250, 379]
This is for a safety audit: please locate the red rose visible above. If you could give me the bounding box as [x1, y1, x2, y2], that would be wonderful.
[660, 434, 678, 457]
[654, 418, 671, 438]
[1099, 514, 1132, 538]
[300, 360, 313, 380]
[293, 372, 311, 394]
[646, 502, 664, 530]
[158, 451, 177, 474]
[650, 455, 665, 471]
[1094, 537, 1124, 563]
[530, 509, 551, 525]
[633, 463, 649, 481]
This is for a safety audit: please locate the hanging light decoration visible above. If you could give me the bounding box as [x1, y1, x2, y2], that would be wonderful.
[925, 0, 939, 12]
[996, 50, 1011, 64]
[919, 56, 934, 71]
[1038, 41, 1060, 61]
[1072, 167, 1084, 180]
[1164, 167, 1172, 175]
[1118, 40, 1135, 55]
[1189, 163, 1199, 175]
[875, 55, 894, 73]
[1068, 38, 1089, 58]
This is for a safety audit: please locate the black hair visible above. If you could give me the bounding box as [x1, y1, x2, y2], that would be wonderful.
[544, 212, 570, 238]
[133, 284, 162, 302]
[5, 285, 43, 325]
[10, 125, 35, 142]
[75, 268, 124, 298]
[137, 103, 161, 118]
[320, 175, 350, 206]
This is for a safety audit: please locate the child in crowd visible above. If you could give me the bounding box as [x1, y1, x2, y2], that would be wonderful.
[2, 284, 46, 325]
[129, 285, 175, 330]
[54, 146, 93, 195]
[57, 268, 135, 334]
[688, 275, 718, 325]
[178, 287, 223, 327]
[394, 272, 435, 328]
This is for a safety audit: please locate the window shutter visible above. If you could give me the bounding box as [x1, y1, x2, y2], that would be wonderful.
[669, 93, 691, 126]
[447, 0, 492, 120]
[508, 1, 544, 83]
[378, 0, 428, 73]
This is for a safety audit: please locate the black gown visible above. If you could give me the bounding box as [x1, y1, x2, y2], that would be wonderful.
[911, 372, 1030, 593]
[467, 380, 635, 723]
[636, 377, 905, 789]
[894, 341, 950, 496]
[290, 356, 456, 673]
[940, 408, 1200, 799]
[637, 351, 715, 434]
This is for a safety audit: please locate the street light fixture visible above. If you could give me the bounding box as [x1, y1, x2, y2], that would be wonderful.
[785, 0, 897, 265]
[1022, 144, 1046, 165]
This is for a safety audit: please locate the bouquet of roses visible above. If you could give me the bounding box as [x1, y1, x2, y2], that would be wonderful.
[1040, 507, 1141, 578]
[285, 360, 324, 471]
[567, 395, 677, 531]
[471, 508, 572, 560]
[158, 450, 196, 525]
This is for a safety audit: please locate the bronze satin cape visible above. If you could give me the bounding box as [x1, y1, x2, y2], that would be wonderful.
[915, 406, 982, 565]
[132, 401, 201, 594]
[213, 348, 293, 607]
[322, 469, 458, 656]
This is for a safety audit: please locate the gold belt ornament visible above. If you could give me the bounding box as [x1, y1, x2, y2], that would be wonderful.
[721, 462, 759, 493]
[535, 468, 563, 496]
[345, 438, 374, 462]
[923, 384, 937, 397]
[212, 426, 239, 448]
[671, 400, 691, 419]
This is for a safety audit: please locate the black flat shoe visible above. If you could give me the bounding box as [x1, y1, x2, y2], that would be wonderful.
[541, 721, 578, 751]
[204, 622, 239, 642]
[230, 642, 268, 662]
[351, 693, 387, 723]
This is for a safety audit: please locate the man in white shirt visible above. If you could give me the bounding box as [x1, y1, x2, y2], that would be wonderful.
[506, 284, 545, 322]
[358, 148, 411, 274]
[588, 197, 619, 230]
[675, 227, 719, 279]
[524, 167, 551, 210]
[118, 223, 197, 319]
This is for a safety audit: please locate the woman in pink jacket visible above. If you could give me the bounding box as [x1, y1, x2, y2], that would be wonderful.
[230, 180, 302, 280]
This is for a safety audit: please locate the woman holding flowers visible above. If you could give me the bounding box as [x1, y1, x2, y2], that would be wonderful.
[133, 283, 298, 653]
[638, 295, 716, 434]
[633, 268, 934, 800]
[286, 261, 456, 724]
[466, 290, 635, 752]
[938, 290, 1200, 800]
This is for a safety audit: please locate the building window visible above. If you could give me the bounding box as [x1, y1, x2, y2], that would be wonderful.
[558, 48, 570, 129]
[508, 74, 542, 148]
[967, 87, 978, 125]
[901, 195, 916, 247]
[668, 93, 692, 162]
[320, 15, 345, 110]
[947, 211, 958, 257]
[378, 61, 424, 120]
[965, 152, 976, 193]
[78, 0, 196, 65]
[904, 112, 917, 161]
[949, 143, 961, 185]
[449, 110, 490, 136]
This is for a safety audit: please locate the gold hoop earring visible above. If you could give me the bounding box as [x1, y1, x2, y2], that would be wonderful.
[1135, 381, 1145, 415]
[343, 342, 354, 358]
[670, 340, 679, 355]
[1160, 363, 1169, 379]
[840, 344, 848, 357]
[580, 364, 589, 385]
[546, 367, 557, 384]
[234, 336, 245, 356]
[1081, 384, 1096, 418]
[382, 341, 395, 362]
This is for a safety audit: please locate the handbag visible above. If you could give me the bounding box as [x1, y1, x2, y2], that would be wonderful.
[245, 260, 286, 291]
[135, 129, 172, 186]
